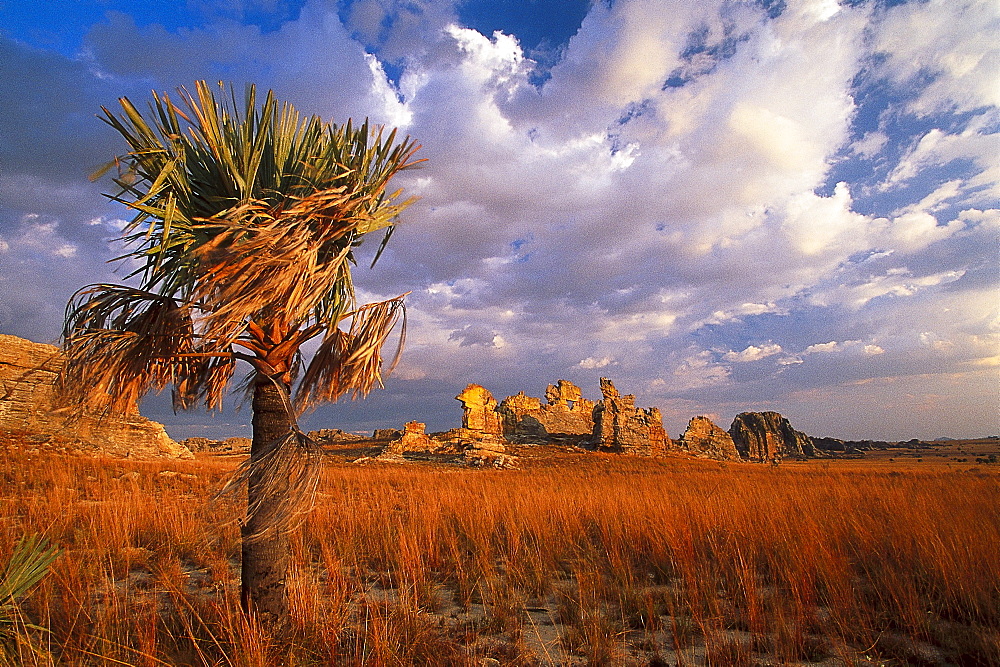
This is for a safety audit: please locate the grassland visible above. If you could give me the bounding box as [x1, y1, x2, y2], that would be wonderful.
[1, 436, 998, 666]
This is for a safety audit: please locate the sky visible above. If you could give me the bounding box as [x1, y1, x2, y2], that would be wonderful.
[0, 0, 997, 442]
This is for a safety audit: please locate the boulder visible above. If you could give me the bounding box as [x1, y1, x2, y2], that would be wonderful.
[460, 449, 518, 469]
[0, 334, 191, 459]
[373, 428, 403, 441]
[499, 392, 546, 439]
[728, 411, 816, 463]
[591, 378, 671, 456]
[679, 416, 740, 461]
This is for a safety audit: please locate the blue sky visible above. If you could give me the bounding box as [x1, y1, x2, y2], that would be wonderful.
[1, 0, 997, 441]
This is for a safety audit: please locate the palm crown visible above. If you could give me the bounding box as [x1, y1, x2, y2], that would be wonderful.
[62, 81, 423, 415]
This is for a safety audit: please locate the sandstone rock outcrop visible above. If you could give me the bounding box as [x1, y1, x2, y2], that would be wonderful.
[728, 411, 816, 462]
[499, 392, 546, 438]
[678, 416, 740, 461]
[379, 421, 435, 458]
[812, 437, 890, 453]
[499, 380, 595, 440]
[456, 384, 504, 436]
[591, 378, 671, 456]
[0, 334, 191, 459]
[448, 383, 510, 456]
[460, 449, 518, 469]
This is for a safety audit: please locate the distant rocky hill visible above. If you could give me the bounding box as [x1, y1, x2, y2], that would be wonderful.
[677, 416, 741, 461]
[0, 334, 191, 459]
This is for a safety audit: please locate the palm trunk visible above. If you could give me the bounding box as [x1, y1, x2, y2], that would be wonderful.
[241, 377, 292, 626]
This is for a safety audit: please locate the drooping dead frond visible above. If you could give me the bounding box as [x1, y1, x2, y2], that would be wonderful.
[189, 194, 361, 346]
[295, 294, 407, 412]
[171, 352, 237, 411]
[62, 285, 195, 413]
[61, 284, 234, 413]
[214, 424, 323, 542]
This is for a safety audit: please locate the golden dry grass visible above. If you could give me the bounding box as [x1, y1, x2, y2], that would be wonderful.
[1, 441, 998, 666]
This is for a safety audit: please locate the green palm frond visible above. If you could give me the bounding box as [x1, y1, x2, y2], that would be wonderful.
[0, 536, 60, 605]
[0, 535, 61, 657]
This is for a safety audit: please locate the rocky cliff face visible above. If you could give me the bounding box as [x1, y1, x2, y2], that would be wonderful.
[181, 437, 251, 454]
[728, 411, 816, 462]
[678, 416, 740, 461]
[308, 429, 367, 445]
[0, 334, 191, 459]
[499, 380, 595, 440]
[592, 378, 670, 456]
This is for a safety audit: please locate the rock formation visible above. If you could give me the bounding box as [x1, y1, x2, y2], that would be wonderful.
[678, 416, 740, 461]
[181, 436, 251, 454]
[499, 392, 546, 438]
[379, 421, 435, 458]
[812, 437, 890, 453]
[545, 379, 595, 415]
[499, 380, 595, 440]
[434, 383, 508, 456]
[591, 378, 671, 456]
[0, 334, 191, 459]
[456, 384, 504, 436]
[460, 448, 518, 469]
[308, 428, 367, 445]
[728, 411, 816, 462]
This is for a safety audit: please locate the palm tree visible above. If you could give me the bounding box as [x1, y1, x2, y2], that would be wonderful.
[61, 81, 422, 626]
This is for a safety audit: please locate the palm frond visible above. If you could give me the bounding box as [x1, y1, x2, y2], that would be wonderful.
[0, 535, 60, 605]
[295, 294, 407, 412]
[0, 534, 61, 654]
[61, 284, 234, 412]
[188, 194, 360, 346]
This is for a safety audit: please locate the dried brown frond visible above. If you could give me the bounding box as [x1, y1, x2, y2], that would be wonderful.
[189, 194, 362, 346]
[61, 284, 234, 413]
[295, 294, 407, 412]
[171, 352, 236, 411]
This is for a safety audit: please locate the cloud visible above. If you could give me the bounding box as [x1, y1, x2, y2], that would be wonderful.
[448, 323, 505, 348]
[804, 341, 840, 355]
[723, 343, 783, 363]
[671, 350, 731, 391]
[875, 0, 1000, 115]
[1, 0, 997, 440]
[0, 214, 119, 341]
[579, 356, 614, 369]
